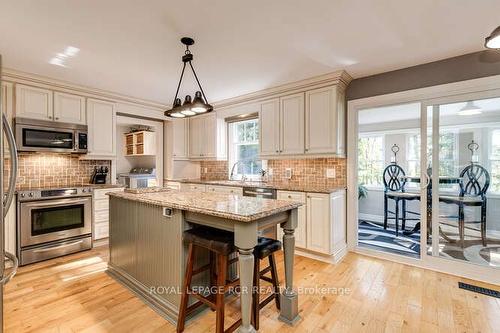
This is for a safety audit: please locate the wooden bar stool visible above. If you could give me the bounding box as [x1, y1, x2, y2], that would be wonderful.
[177, 227, 240, 333]
[177, 228, 282, 333]
[252, 237, 282, 330]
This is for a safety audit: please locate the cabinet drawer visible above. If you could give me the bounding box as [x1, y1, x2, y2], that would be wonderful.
[277, 190, 306, 203]
[94, 209, 109, 223]
[206, 185, 243, 195]
[94, 199, 109, 211]
[94, 222, 109, 240]
[184, 184, 206, 192]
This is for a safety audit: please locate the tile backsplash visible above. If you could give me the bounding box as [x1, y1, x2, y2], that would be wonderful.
[12, 153, 111, 189]
[200, 158, 346, 187]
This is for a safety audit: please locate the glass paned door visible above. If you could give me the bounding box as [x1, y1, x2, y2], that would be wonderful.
[357, 102, 423, 258]
[427, 96, 500, 268]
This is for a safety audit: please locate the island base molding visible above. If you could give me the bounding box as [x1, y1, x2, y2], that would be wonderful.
[106, 264, 207, 325]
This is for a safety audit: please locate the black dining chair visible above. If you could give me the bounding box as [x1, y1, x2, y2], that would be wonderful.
[439, 163, 490, 247]
[383, 163, 421, 236]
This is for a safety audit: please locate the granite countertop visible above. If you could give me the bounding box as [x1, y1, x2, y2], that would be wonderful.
[107, 187, 303, 222]
[16, 183, 124, 192]
[165, 178, 345, 194]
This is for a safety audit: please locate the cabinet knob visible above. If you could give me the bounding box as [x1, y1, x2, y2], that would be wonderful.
[48, 116, 53, 119]
[275, 150, 279, 153]
[305, 148, 309, 152]
[288, 195, 292, 199]
[55, 117, 59, 120]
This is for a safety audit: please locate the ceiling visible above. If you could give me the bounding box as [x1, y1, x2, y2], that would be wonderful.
[1, 0, 499, 105]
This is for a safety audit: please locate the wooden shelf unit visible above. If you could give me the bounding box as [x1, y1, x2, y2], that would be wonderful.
[124, 131, 156, 156]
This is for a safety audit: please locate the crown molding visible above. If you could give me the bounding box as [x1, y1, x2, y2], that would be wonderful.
[214, 70, 352, 109]
[2, 68, 169, 111]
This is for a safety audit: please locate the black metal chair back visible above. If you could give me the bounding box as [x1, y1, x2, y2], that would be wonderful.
[459, 164, 490, 199]
[383, 164, 406, 192]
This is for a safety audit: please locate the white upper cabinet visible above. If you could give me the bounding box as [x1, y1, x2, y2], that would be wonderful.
[259, 99, 280, 156]
[15, 84, 53, 121]
[172, 118, 189, 160]
[305, 86, 345, 155]
[280, 93, 305, 155]
[87, 98, 116, 156]
[188, 113, 225, 160]
[53, 92, 86, 124]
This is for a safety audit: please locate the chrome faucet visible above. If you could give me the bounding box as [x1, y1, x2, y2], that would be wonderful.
[230, 161, 247, 182]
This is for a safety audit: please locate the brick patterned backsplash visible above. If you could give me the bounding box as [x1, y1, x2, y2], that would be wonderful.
[200, 158, 346, 187]
[11, 153, 111, 189]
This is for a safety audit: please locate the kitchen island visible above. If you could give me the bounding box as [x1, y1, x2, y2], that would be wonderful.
[106, 188, 302, 333]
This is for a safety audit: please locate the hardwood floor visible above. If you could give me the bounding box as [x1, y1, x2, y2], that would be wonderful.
[4, 246, 500, 332]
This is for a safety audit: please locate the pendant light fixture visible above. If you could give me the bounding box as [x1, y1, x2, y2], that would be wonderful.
[458, 101, 482, 116]
[485, 26, 500, 49]
[165, 37, 213, 118]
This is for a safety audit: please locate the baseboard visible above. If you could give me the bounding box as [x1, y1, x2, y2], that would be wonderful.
[294, 245, 347, 265]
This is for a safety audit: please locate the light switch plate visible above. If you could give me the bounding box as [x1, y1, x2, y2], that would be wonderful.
[326, 168, 336, 178]
[285, 168, 292, 179]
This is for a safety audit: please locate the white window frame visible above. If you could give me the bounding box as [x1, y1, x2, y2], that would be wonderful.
[227, 118, 266, 181]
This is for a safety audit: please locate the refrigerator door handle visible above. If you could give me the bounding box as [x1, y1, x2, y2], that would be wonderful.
[3, 113, 18, 218]
[0, 251, 18, 285]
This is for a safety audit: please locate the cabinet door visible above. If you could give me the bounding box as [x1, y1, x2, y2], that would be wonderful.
[15, 84, 53, 120]
[259, 99, 280, 156]
[188, 117, 201, 158]
[306, 192, 331, 254]
[277, 191, 307, 248]
[53, 92, 86, 124]
[305, 86, 338, 154]
[280, 93, 304, 155]
[172, 119, 189, 160]
[87, 99, 116, 156]
[203, 114, 217, 158]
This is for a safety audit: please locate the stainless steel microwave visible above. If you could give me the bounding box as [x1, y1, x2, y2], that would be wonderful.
[15, 117, 88, 154]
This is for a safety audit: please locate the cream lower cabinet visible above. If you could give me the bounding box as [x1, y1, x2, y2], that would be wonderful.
[277, 190, 346, 257]
[206, 185, 243, 196]
[93, 187, 124, 240]
[181, 183, 207, 192]
[277, 191, 307, 248]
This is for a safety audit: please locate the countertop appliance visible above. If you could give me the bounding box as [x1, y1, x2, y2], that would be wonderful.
[17, 186, 93, 265]
[1, 56, 20, 331]
[90, 166, 109, 184]
[242, 187, 277, 239]
[118, 167, 157, 188]
[15, 117, 88, 153]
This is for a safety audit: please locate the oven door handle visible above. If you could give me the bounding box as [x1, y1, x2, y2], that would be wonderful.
[32, 240, 84, 253]
[22, 197, 91, 208]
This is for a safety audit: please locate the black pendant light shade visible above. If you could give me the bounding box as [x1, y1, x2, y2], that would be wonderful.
[165, 38, 213, 118]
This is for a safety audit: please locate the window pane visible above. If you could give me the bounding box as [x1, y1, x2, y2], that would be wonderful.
[358, 136, 384, 186]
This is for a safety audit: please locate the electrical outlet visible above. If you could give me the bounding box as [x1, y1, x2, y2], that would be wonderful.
[285, 168, 292, 179]
[326, 168, 336, 178]
[268, 168, 273, 176]
[203, 167, 208, 173]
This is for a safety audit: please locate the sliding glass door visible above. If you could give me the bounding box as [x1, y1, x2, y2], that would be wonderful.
[426, 95, 500, 269]
[357, 103, 422, 258]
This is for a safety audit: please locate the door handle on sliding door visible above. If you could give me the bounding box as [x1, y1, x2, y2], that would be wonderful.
[421, 172, 431, 189]
[3, 113, 18, 218]
[0, 251, 18, 285]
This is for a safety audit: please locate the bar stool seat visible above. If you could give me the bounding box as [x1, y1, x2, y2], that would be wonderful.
[183, 227, 235, 255]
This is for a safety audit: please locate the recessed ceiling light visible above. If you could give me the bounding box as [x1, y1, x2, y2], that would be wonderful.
[458, 101, 482, 116]
[49, 57, 66, 67]
[64, 46, 80, 56]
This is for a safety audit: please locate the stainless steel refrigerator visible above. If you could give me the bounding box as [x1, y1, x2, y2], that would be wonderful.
[0, 55, 19, 332]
